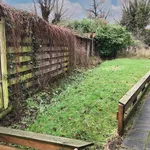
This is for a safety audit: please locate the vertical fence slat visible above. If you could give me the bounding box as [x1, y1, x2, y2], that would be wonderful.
[0, 18, 9, 109]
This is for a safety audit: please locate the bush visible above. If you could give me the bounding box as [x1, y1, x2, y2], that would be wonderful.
[59, 19, 133, 59]
[95, 24, 133, 59]
[64, 18, 107, 33]
[144, 29, 150, 46]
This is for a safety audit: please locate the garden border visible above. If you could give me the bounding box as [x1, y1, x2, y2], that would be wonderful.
[0, 127, 94, 150]
[117, 71, 150, 136]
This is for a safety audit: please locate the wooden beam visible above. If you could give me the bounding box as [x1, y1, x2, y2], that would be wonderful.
[0, 135, 72, 150]
[0, 18, 9, 109]
[0, 84, 3, 109]
[0, 127, 93, 150]
[117, 71, 150, 136]
[124, 83, 149, 126]
[0, 145, 21, 150]
[119, 71, 150, 107]
[0, 104, 12, 119]
[118, 104, 124, 136]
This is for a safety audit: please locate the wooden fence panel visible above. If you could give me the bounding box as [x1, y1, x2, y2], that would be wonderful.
[6, 32, 71, 100]
[0, 15, 94, 119]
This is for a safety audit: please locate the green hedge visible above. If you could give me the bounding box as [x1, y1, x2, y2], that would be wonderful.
[63, 19, 133, 59]
[144, 29, 150, 45]
[64, 18, 107, 33]
[95, 24, 133, 59]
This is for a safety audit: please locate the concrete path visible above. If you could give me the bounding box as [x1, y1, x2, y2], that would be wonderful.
[120, 92, 150, 150]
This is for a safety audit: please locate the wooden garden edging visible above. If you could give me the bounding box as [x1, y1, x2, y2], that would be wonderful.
[117, 71, 150, 136]
[0, 127, 93, 150]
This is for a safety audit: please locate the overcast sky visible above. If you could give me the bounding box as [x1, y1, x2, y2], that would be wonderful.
[4, 0, 124, 23]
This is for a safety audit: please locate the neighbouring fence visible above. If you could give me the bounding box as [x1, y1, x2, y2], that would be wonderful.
[75, 35, 95, 67]
[118, 46, 150, 58]
[6, 22, 74, 100]
[0, 3, 95, 118]
[117, 71, 150, 136]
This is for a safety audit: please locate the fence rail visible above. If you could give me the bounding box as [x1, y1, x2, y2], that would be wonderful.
[117, 71, 150, 136]
[0, 127, 93, 150]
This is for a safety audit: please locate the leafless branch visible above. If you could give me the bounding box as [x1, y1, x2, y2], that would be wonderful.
[86, 0, 110, 20]
[52, 0, 69, 24]
[37, 0, 56, 22]
[32, 0, 38, 15]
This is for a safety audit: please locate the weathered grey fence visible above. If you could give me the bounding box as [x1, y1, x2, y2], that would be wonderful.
[74, 35, 95, 67]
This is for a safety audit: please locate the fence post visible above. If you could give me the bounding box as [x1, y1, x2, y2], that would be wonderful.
[0, 18, 9, 109]
[118, 103, 124, 136]
[74, 36, 77, 67]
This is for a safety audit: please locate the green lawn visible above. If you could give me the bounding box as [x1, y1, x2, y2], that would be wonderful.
[25, 59, 150, 147]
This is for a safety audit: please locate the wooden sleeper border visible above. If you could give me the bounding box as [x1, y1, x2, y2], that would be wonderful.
[117, 71, 150, 136]
[0, 127, 93, 150]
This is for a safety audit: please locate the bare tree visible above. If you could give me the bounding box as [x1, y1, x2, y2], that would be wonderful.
[37, 0, 56, 22]
[52, 0, 68, 24]
[32, 0, 38, 15]
[86, 0, 110, 20]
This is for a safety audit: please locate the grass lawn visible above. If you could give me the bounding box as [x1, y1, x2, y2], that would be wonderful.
[24, 58, 150, 147]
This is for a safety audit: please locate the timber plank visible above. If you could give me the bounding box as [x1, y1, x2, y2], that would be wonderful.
[0, 145, 21, 150]
[0, 105, 13, 119]
[0, 19, 9, 109]
[0, 127, 93, 149]
[118, 104, 124, 136]
[7, 46, 69, 53]
[119, 71, 150, 106]
[117, 71, 150, 136]
[8, 64, 68, 86]
[7, 46, 32, 53]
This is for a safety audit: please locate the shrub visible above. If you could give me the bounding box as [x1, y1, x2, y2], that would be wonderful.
[95, 24, 133, 59]
[120, 0, 150, 36]
[60, 19, 133, 59]
[64, 18, 107, 33]
[144, 29, 150, 46]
